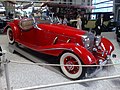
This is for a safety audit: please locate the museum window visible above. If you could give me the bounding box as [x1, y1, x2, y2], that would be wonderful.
[92, 0, 113, 12]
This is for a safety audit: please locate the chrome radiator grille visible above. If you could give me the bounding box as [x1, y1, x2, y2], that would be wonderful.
[86, 32, 95, 51]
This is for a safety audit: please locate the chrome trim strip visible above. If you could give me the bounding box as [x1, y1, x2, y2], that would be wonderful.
[97, 56, 105, 60]
[38, 48, 73, 52]
[53, 37, 58, 44]
[67, 39, 71, 43]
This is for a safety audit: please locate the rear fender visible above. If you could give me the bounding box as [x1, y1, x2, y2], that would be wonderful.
[4, 22, 20, 40]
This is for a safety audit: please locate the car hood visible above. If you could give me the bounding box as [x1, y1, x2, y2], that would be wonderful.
[38, 24, 86, 37]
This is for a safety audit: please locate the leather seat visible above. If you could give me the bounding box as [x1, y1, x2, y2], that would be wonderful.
[19, 19, 33, 30]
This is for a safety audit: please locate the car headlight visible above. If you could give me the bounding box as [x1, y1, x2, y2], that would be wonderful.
[82, 35, 90, 48]
[82, 32, 95, 49]
[95, 36, 101, 46]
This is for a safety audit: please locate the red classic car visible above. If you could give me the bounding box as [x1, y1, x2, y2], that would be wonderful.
[5, 16, 114, 80]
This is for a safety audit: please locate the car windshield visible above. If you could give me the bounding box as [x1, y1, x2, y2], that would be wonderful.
[32, 15, 51, 24]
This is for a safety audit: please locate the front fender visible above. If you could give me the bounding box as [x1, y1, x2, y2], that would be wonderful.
[39, 43, 97, 65]
[100, 38, 114, 54]
[68, 44, 97, 65]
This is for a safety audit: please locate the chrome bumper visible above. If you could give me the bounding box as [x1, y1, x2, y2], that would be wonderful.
[86, 59, 108, 78]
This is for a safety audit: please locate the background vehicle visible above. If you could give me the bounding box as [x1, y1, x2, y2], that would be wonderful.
[0, 16, 9, 34]
[116, 7, 120, 42]
[116, 27, 120, 42]
[69, 12, 116, 32]
[5, 14, 114, 80]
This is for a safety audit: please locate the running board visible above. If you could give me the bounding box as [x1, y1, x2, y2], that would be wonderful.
[8, 43, 64, 76]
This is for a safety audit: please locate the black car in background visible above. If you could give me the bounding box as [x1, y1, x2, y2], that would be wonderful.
[0, 17, 9, 34]
[116, 21, 120, 42]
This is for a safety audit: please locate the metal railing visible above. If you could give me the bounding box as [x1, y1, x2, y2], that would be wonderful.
[0, 49, 120, 90]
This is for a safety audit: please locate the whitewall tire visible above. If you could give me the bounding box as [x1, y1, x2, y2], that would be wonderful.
[7, 28, 14, 44]
[60, 52, 85, 79]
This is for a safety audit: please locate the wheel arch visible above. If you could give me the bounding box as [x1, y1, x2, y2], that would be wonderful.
[59, 51, 87, 79]
[58, 50, 84, 64]
[5, 23, 20, 40]
[58, 45, 97, 65]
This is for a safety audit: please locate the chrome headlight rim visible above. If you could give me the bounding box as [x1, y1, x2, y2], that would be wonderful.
[82, 31, 95, 49]
[82, 35, 90, 48]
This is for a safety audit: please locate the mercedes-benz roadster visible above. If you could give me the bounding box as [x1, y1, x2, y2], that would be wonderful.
[5, 16, 114, 80]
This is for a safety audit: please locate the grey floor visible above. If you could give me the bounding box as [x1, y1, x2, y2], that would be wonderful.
[0, 32, 120, 90]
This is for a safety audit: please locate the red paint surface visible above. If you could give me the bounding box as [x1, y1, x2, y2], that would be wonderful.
[5, 18, 114, 65]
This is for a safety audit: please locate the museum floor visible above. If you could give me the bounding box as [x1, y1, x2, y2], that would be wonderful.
[0, 32, 120, 90]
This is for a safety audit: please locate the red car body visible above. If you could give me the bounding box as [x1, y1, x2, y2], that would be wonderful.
[5, 17, 114, 79]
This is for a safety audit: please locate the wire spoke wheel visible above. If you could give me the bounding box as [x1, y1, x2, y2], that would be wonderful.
[60, 52, 85, 79]
[64, 56, 79, 74]
[7, 28, 14, 44]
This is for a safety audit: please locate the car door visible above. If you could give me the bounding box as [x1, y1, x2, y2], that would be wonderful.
[35, 28, 56, 46]
[19, 19, 36, 47]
